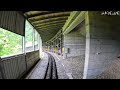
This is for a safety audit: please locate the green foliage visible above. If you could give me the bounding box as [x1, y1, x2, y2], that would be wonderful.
[0, 20, 39, 56]
[0, 28, 22, 56]
[25, 20, 33, 42]
[25, 20, 38, 46]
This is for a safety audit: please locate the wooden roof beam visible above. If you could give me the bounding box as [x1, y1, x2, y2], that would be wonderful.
[37, 27, 62, 31]
[36, 24, 64, 30]
[40, 31, 57, 35]
[28, 12, 71, 21]
[41, 30, 59, 34]
[34, 20, 66, 27]
[32, 16, 68, 24]
[25, 11, 59, 18]
[25, 11, 50, 16]
[38, 27, 61, 31]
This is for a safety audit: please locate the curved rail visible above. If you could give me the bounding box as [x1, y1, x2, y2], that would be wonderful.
[44, 52, 58, 79]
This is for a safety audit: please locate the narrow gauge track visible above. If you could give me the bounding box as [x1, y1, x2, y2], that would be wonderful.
[44, 52, 58, 79]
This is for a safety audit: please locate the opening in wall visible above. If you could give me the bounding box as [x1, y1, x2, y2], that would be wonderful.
[0, 28, 23, 58]
[34, 30, 39, 50]
[25, 20, 34, 52]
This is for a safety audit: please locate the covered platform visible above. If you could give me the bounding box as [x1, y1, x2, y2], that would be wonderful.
[0, 11, 120, 79]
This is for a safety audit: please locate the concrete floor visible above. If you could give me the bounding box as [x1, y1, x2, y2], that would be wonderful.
[26, 52, 48, 79]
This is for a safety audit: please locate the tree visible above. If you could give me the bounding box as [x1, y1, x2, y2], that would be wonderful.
[0, 28, 22, 56]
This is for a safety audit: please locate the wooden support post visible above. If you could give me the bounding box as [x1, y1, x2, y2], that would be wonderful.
[0, 57, 5, 79]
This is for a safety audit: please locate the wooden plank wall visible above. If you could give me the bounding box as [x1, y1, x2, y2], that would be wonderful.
[0, 11, 25, 36]
[1, 54, 26, 79]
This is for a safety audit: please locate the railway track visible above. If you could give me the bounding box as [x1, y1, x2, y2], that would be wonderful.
[44, 52, 58, 79]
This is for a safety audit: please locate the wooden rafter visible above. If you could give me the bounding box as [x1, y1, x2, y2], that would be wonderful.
[28, 12, 71, 22]
[35, 22, 65, 28]
[24, 11, 52, 17]
[23, 11, 71, 43]
[36, 24, 64, 30]
[32, 16, 68, 24]
[37, 28, 61, 32]
[33, 19, 66, 26]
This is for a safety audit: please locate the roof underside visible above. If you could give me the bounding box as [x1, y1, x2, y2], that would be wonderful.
[23, 11, 71, 43]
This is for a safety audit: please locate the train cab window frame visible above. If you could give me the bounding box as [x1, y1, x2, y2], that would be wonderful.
[0, 28, 23, 58]
[34, 30, 39, 51]
[25, 20, 34, 53]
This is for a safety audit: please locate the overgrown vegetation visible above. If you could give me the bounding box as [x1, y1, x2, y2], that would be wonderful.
[0, 20, 39, 57]
[0, 28, 22, 56]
